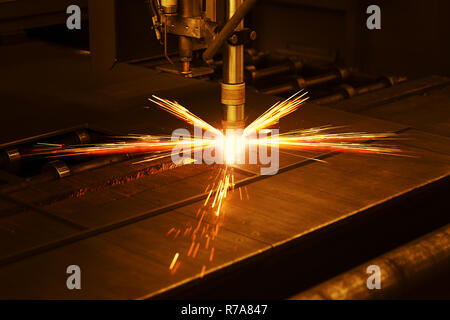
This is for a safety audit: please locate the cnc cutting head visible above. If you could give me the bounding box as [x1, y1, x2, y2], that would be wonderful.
[221, 82, 246, 130]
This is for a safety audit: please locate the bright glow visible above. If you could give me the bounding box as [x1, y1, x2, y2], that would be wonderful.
[221, 130, 247, 165]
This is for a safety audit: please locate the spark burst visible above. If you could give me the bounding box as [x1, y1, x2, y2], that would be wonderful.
[23, 91, 402, 275]
[244, 91, 309, 136]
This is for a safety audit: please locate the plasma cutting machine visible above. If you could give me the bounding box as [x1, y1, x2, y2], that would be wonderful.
[0, 0, 449, 300]
[147, 0, 258, 129]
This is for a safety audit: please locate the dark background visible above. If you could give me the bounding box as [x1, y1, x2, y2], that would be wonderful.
[1, 0, 450, 77]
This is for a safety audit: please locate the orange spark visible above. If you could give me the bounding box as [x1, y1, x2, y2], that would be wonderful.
[244, 90, 309, 136]
[187, 241, 195, 257]
[166, 227, 175, 236]
[169, 252, 179, 270]
[200, 265, 206, 278]
[192, 242, 200, 258]
[149, 95, 222, 136]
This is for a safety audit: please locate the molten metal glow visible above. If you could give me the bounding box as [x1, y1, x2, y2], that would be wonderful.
[221, 130, 246, 165]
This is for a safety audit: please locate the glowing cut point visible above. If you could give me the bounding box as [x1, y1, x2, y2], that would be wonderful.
[221, 129, 246, 165]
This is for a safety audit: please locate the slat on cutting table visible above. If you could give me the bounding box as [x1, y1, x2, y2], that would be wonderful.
[359, 84, 450, 137]
[0, 210, 267, 299]
[396, 129, 450, 156]
[42, 164, 248, 228]
[0, 210, 78, 259]
[0, 199, 23, 218]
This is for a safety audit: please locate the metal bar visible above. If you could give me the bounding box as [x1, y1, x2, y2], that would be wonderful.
[0, 155, 130, 194]
[0, 124, 88, 150]
[261, 68, 351, 96]
[247, 60, 302, 83]
[291, 223, 450, 300]
[202, 0, 259, 64]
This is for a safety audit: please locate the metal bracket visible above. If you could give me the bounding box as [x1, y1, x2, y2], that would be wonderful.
[165, 16, 202, 38]
[45, 160, 71, 179]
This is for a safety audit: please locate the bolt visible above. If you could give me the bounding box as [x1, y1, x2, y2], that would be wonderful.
[230, 34, 238, 45]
